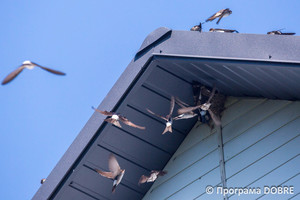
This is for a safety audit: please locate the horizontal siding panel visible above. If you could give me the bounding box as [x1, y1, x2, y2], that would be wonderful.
[195, 183, 226, 200]
[227, 135, 300, 188]
[224, 96, 240, 109]
[226, 118, 300, 178]
[221, 98, 266, 126]
[257, 173, 300, 200]
[166, 168, 221, 200]
[248, 155, 300, 188]
[143, 98, 300, 200]
[222, 100, 291, 143]
[224, 102, 300, 160]
[174, 123, 217, 157]
[143, 150, 219, 200]
[228, 155, 300, 200]
[156, 133, 218, 185]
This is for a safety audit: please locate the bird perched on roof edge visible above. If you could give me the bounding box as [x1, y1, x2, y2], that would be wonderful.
[209, 28, 239, 33]
[40, 178, 46, 184]
[190, 23, 202, 32]
[267, 30, 295, 35]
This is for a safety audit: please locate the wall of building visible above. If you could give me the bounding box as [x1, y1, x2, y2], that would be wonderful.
[142, 97, 300, 200]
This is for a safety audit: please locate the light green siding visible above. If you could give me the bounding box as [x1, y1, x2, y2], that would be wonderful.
[142, 97, 300, 200]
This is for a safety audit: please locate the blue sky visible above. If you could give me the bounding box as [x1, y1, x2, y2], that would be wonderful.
[0, 0, 299, 199]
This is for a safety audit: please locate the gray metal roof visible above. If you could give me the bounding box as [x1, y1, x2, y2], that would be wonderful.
[33, 27, 300, 200]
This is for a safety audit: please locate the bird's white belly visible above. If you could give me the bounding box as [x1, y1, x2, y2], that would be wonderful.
[26, 65, 35, 70]
[112, 114, 119, 120]
[147, 174, 157, 182]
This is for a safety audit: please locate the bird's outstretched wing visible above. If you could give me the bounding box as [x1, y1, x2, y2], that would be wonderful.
[177, 104, 202, 114]
[92, 107, 114, 116]
[281, 32, 295, 35]
[156, 170, 167, 176]
[223, 29, 238, 33]
[119, 116, 145, 130]
[138, 175, 149, 185]
[206, 9, 224, 22]
[167, 96, 175, 119]
[151, 170, 168, 176]
[216, 14, 224, 24]
[207, 85, 216, 103]
[146, 108, 168, 121]
[108, 154, 121, 177]
[32, 62, 66, 75]
[208, 109, 221, 126]
[178, 86, 216, 114]
[95, 168, 115, 179]
[175, 97, 191, 108]
[211, 28, 237, 32]
[1, 66, 25, 85]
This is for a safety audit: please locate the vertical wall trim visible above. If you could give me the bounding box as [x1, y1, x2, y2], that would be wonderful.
[217, 126, 228, 200]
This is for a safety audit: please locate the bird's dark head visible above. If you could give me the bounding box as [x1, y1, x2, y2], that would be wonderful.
[226, 8, 232, 14]
[267, 31, 280, 35]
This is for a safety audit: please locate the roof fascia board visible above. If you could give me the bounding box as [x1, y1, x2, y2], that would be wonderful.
[153, 31, 300, 63]
[152, 53, 300, 65]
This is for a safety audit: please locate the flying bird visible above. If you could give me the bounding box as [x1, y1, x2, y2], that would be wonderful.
[1, 60, 65, 85]
[206, 8, 232, 24]
[138, 170, 167, 185]
[92, 107, 145, 130]
[209, 28, 239, 33]
[95, 154, 125, 193]
[40, 178, 46, 184]
[146, 96, 175, 134]
[191, 82, 207, 123]
[173, 97, 198, 120]
[267, 30, 295, 35]
[190, 23, 202, 32]
[178, 85, 222, 126]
